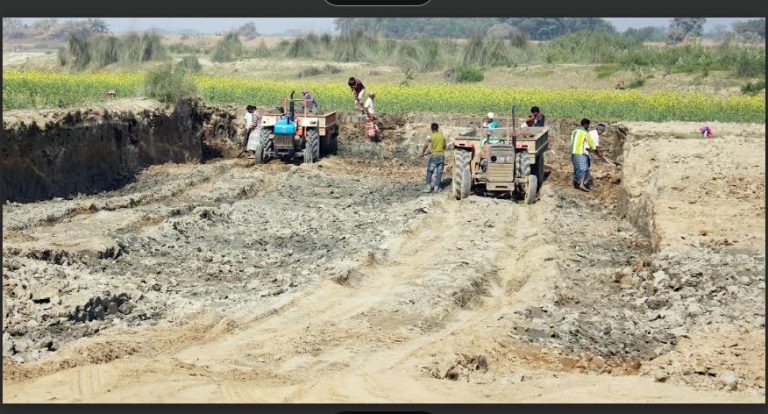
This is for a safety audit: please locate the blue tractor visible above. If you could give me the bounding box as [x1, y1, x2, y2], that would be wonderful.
[247, 91, 338, 164]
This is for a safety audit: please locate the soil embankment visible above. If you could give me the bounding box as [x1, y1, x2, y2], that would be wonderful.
[2, 99, 206, 203]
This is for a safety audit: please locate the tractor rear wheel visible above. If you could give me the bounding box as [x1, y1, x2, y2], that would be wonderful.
[525, 174, 538, 204]
[453, 150, 472, 200]
[304, 129, 320, 163]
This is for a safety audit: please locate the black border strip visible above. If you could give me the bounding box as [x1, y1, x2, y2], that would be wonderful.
[1, 404, 767, 413]
[0, 0, 767, 17]
[1, 0, 766, 413]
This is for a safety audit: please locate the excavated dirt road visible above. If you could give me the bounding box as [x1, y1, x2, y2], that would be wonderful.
[2, 121, 765, 403]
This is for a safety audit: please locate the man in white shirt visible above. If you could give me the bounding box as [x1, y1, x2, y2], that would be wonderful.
[584, 123, 607, 188]
[238, 105, 261, 158]
[363, 92, 375, 117]
[363, 92, 379, 141]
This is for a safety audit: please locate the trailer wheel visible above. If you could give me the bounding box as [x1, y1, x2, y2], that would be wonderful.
[453, 150, 472, 200]
[320, 131, 330, 156]
[304, 129, 320, 163]
[525, 174, 538, 204]
[330, 128, 339, 155]
[534, 152, 545, 191]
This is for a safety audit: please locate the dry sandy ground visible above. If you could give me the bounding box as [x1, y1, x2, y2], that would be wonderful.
[2, 121, 765, 403]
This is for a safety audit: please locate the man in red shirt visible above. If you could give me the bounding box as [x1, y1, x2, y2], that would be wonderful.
[348, 77, 366, 113]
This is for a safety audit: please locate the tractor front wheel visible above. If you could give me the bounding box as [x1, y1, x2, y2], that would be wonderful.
[525, 174, 538, 204]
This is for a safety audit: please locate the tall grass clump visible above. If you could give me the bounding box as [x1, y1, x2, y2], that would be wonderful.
[66, 33, 92, 69]
[445, 65, 484, 83]
[59, 32, 169, 70]
[141, 33, 167, 61]
[741, 80, 765, 95]
[210, 32, 244, 62]
[462, 36, 525, 67]
[89, 35, 120, 68]
[333, 30, 377, 62]
[177, 56, 202, 73]
[731, 48, 765, 77]
[168, 43, 202, 54]
[143, 63, 198, 104]
[297, 64, 341, 78]
[412, 38, 443, 71]
[543, 31, 641, 64]
[251, 41, 272, 58]
[118, 32, 145, 64]
[285, 35, 317, 58]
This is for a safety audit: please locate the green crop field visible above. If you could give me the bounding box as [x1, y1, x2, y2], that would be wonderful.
[3, 70, 764, 123]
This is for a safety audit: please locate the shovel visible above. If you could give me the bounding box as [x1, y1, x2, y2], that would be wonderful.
[606, 159, 622, 169]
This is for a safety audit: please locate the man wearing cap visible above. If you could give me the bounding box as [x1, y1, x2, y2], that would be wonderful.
[301, 89, 318, 113]
[570, 118, 597, 192]
[480, 112, 499, 152]
[482, 112, 498, 131]
[584, 123, 608, 189]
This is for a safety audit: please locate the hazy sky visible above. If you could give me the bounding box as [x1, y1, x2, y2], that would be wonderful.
[16, 18, 754, 35]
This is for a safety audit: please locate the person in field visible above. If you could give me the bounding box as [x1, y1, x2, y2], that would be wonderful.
[363, 92, 380, 141]
[531, 106, 546, 126]
[301, 89, 318, 113]
[239, 105, 261, 158]
[347, 77, 366, 113]
[584, 123, 608, 189]
[420, 123, 447, 193]
[570, 118, 596, 192]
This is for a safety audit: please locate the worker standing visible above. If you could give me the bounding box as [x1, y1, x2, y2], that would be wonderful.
[363, 92, 379, 141]
[584, 123, 608, 189]
[570, 118, 597, 192]
[420, 123, 446, 193]
[301, 89, 318, 113]
[238, 105, 259, 158]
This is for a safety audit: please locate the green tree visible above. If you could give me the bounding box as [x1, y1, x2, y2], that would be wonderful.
[667, 18, 706, 43]
[2, 18, 27, 38]
[235, 22, 259, 38]
[732, 19, 765, 42]
[88, 18, 110, 34]
[623, 26, 666, 43]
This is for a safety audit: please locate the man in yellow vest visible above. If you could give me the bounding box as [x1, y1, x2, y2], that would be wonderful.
[571, 118, 597, 192]
[420, 122, 447, 193]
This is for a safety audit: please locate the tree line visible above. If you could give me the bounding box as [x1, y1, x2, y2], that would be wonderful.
[333, 18, 766, 43]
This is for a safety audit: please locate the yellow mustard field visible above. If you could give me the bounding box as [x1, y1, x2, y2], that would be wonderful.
[3, 70, 764, 123]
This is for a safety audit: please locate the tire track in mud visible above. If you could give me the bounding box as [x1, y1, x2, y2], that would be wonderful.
[2, 161, 288, 264]
[3, 187, 546, 402]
